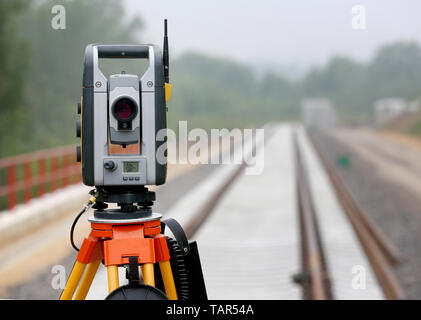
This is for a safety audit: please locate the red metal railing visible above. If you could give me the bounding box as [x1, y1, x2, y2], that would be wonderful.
[0, 145, 81, 211]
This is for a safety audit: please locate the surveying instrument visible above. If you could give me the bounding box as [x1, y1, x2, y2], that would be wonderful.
[60, 20, 207, 300]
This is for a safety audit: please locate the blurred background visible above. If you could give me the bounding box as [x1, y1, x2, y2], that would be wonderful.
[3, 0, 421, 157]
[2, 0, 421, 300]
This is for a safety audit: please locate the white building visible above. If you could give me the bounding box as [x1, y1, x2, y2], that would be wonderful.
[374, 98, 419, 125]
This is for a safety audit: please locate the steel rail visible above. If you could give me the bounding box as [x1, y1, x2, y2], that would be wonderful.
[308, 130, 405, 300]
[293, 131, 332, 300]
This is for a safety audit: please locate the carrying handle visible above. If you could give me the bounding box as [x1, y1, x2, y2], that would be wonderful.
[97, 45, 149, 59]
[83, 44, 153, 87]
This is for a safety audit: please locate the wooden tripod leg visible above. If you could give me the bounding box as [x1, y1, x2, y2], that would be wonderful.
[142, 263, 155, 287]
[107, 265, 119, 293]
[60, 261, 87, 300]
[159, 260, 178, 300]
[60, 234, 100, 300]
[154, 234, 178, 300]
[74, 260, 101, 300]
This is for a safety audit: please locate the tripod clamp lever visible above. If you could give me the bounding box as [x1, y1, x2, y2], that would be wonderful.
[126, 256, 141, 285]
[161, 218, 190, 256]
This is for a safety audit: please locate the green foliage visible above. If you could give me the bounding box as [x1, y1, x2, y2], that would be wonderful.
[368, 43, 421, 100]
[18, 0, 143, 153]
[169, 42, 421, 131]
[0, 0, 29, 157]
[301, 42, 421, 122]
[169, 52, 297, 131]
[170, 53, 259, 130]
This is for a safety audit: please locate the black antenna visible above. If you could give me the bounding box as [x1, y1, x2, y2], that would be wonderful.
[163, 19, 169, 83]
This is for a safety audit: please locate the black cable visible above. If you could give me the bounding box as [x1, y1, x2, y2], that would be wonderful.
[70, 197, 95, 252]
[70, 206, 87, 252]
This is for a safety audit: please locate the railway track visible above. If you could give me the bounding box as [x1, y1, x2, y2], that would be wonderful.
[294, 127, 405, 300]
[86, 125, 405, 299]
[293, 130, 332, 299]
[320, 128, 421, 299]
[197, 125, 402, 300]
[2, 124, 406, 300]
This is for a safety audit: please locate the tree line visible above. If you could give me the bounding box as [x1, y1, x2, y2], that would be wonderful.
[1, 0, 421, 157]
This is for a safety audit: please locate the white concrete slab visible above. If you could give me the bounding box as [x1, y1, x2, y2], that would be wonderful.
[0, 184, 91, 244]
[193, 124, 300, 299]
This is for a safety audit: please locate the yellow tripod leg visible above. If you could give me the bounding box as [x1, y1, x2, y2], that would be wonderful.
[142, 263, 155, 287]
[159, 260, 178, 300]
[107, 265, 119, 293]
[74, 260, 101, 300]
[60, 261, 87, 300]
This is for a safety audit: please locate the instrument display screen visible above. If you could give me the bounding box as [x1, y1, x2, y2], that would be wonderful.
[123, 161, 139, 173]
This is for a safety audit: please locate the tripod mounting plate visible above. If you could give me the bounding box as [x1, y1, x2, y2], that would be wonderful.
[95, 187, 156, 205]
[88, 211, 162, 224]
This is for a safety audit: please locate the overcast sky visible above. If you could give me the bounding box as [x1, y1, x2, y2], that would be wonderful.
[125, 0, 421, 72]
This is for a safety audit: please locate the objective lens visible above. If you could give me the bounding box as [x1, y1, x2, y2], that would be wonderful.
[113, 98, 137, 121]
